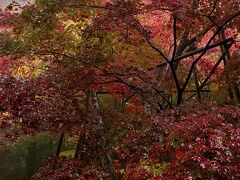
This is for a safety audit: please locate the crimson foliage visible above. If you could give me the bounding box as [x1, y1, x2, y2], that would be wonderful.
[32, 156, 103, 180]
[33, 103, 240, 179]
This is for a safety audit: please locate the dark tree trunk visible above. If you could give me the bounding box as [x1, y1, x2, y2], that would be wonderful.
[56, 132, 64, 156]
[194, 67, 202, 100]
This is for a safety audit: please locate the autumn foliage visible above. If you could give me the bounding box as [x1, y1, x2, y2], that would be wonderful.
[0, 0, 240, 179]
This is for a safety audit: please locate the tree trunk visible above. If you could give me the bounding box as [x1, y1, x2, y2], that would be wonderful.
[177, 91, 183, 105]
[56, 132, 64, 156]
[219, 30, 236, 101]
[194, 67, 202, 100]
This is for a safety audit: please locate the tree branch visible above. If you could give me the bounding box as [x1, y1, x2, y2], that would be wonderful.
[181, 11, 240, 94]
[169, 17, 181, 94]
[154, 38, 233, 69]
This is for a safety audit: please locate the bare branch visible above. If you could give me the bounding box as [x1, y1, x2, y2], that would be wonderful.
[154, 38, 233, 69]
[181, 11, 240, 94]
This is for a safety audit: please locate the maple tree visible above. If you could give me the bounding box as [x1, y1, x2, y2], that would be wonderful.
[0, 0, 240, 179]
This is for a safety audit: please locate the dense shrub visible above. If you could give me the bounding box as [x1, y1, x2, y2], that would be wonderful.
[33, 103, 240, 179]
